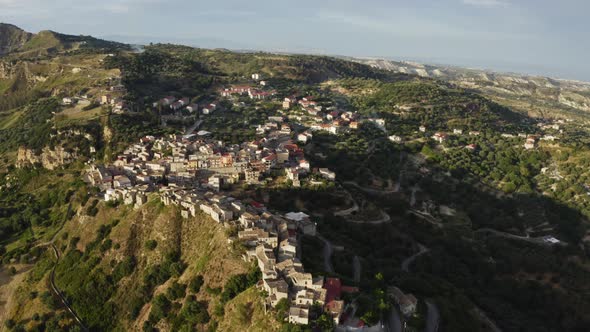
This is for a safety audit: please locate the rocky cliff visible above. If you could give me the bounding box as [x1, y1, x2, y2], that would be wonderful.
[16, 146, 78, 170]
[0, 23, 32, 55]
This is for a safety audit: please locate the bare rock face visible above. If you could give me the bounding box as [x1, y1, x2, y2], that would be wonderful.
[16, 146, 78, 170]
[0, 61, 18, 79]
[0, 23, 32, 55]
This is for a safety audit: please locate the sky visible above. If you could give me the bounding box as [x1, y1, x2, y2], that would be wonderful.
[1, 0, 589, 81]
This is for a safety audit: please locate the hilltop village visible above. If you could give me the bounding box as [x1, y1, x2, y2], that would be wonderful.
[84, 78, 350, 326]
[79, 72, 572, 329]
[81, 73, 425, 328]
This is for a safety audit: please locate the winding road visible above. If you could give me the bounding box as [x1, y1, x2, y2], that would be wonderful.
[475, 228, 564, 246]
[353, 255, 361, 283]
[343, 181, 398, 195]
[33, 204, 87, 331]
[48, 244, 88, 331]
[345, 210, 391, 225]
[400, 244, 440, 332]
[401, 244, 429, 272]
[408, 210, 442, 228]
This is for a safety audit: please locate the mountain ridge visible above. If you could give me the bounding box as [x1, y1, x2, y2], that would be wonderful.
[350, 56, 590, 119]
[0, 23, 130, 57]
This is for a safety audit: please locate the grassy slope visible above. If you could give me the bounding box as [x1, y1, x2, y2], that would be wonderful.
[5, 194, 265, 330]
[217, 287, 281, 332]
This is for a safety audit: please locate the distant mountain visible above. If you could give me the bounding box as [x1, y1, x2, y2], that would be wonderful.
[0, 23, 129, 57]
[352, 57, 590, 120]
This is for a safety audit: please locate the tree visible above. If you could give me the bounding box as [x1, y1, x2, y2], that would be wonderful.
[315, 313, 335, 331]
[270, 297, 288, 320]
[181, 296, 210, 324]
[189, 275, 204, 293]
[167, 281, 187, 300]
[4, 319, 15, 329]
[149, 294, 171, 322]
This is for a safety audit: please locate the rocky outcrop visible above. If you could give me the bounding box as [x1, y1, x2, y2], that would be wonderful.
[558, 92, 590, 112]
[0, 61, 18, 79]
[16, 146, 78, 170]
[0, 23, 32, 55]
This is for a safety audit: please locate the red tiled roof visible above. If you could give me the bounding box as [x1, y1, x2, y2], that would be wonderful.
[324, 278, 342, 304]
[342, 286, 359, 294]
[251, 201, 264, 208]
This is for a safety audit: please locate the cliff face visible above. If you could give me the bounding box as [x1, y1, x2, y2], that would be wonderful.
[0, 23, 32, 55]
[16, 146, 78, 170]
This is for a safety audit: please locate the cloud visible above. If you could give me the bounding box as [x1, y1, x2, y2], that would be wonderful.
[462, 0, 508, 7]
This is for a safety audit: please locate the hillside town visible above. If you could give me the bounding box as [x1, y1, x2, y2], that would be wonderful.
[78, 72, 570, 330]
[83, 95, 355, 325]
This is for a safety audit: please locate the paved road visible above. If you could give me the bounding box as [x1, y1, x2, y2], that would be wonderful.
[385, 306, 403, 332]
[401, 244, 429, 272]
[410, 186, 419, 207]
[317, 235, 335, 274]
[424, 300, 440, 332]
[346, 210, 391, 225]
[408, 210, 443, 228]
[184, 119, 203, 135]
[343, 181, 398, 195]
[393, 152, 405, 193]
[475, 228, 564, 246]
[353, 255, 361, 283]
[472, 306, 503, 332]
[334, 204, 359, 216]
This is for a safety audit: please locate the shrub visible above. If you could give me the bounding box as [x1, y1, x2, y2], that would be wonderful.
[167, 281, 187, 300]
[189, 275, 204, 293]
[145, 240, 157, 251]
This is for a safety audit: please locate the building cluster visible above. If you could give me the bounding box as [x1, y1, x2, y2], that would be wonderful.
[289, 96, 365, 135]
[219, 85, 277, 100]
[153, 96, 218, 115]
[60, 76, 127, 113]
[239, 210, 356, 325]
[99, 77, 128, 113]
[85, 114, 336, 198]
[84, 128, 345, 326]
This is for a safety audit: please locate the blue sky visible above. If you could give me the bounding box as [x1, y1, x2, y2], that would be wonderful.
[1, 0, 588, 81]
